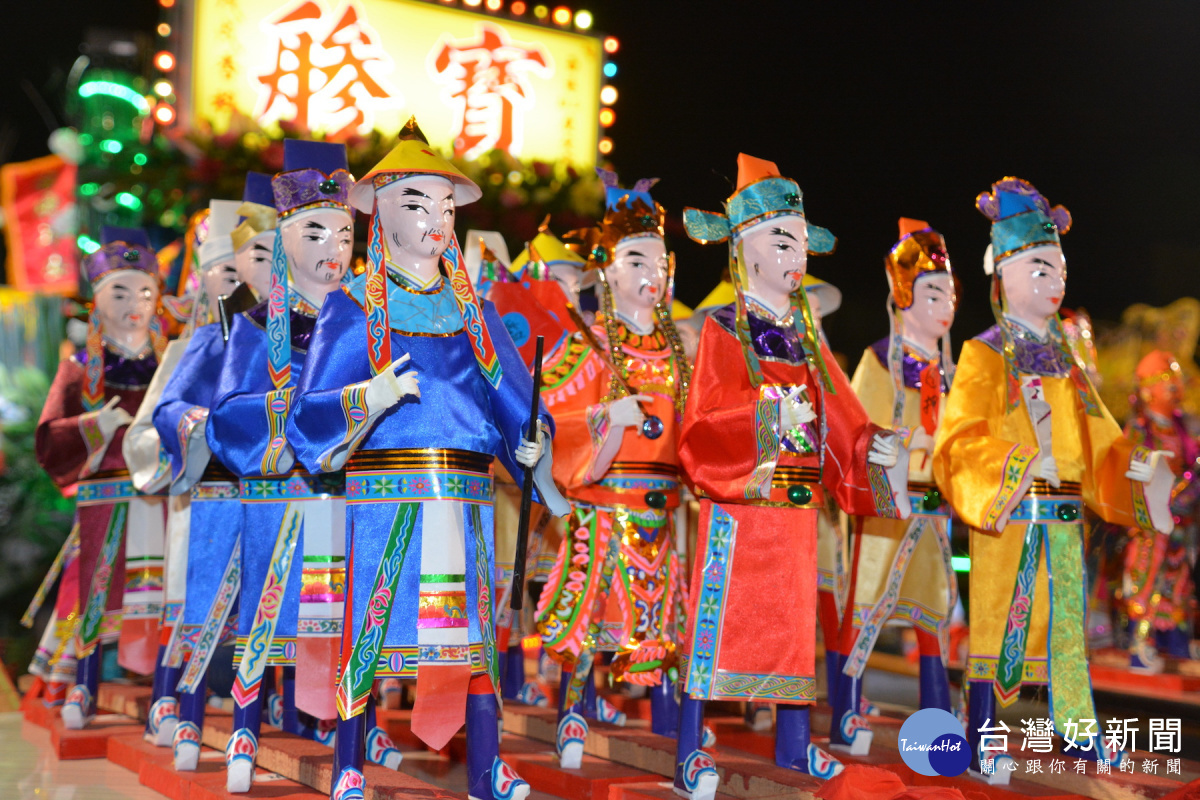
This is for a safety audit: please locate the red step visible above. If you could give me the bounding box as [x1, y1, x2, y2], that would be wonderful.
[50, 712, 145, 759]
[509, 750, 658, 800]
[607, 780, 750, 800]
[22, 697, 54, 729]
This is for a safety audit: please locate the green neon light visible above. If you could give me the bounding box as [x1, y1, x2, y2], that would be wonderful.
[133, 153, 148, 165]
[99, 139, 123, 154]
[115, 192, 142, 211]
[951, 556, 971, 573]
[79, 182, 99, 196]
[77, 235, 100, 254]
[78, 80, 151, 115]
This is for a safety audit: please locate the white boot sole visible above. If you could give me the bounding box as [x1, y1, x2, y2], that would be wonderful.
[226, 760, 254, 793]
[61, 705, 87, 730]
[969, 767, 1012, 786]
[559, 739, 584, 769]
[672, 771, 718, 800]
[154, 719, 177, 747]
[174, 742, 199, 772]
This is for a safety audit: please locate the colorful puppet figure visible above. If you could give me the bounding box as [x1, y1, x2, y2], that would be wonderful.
[828, 219, 958, 755]
[675, 155, 911, 796]
[207, 143, 360, 793]
[534, 172, 693, 765]
[512, 217, 590, 309]
[122, 201, 241, 748]
[37, 227, 167, 730]
[152, 181, 272, 772]
[1123, 350, 1200, 671]
[934, 177, 1174, 782]
[490, 226, 588, 706]
[287, 118, 567, 800]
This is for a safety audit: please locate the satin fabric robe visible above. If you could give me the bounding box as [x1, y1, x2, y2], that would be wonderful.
[933, 326, 1161, 726]
[678, 308, 902, 704]
[535, 318, 688, 685]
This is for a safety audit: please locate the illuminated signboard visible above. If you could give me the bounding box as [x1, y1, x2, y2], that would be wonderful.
[183, 0, 602, 165]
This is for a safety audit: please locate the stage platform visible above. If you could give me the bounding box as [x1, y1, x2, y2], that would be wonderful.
[14, 671, 1200, 800]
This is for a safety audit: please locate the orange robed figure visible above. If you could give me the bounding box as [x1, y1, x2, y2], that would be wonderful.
[535, 172, 692, 765]
[672, 155, 911, 798]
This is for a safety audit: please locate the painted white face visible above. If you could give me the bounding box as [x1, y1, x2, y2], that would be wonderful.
[547, 262, 583, 305]
[738, 215, 808, 301]
[999, 244, 1066, 324]
[279, 209, 353, 290]
[376, 174, 456, 261]
[201, 258, 239, 305]
[900, 272, 956, 343]
[94, 271, 158, 338]
[606, 235, 668, 316]
[235, 231, 276, 298]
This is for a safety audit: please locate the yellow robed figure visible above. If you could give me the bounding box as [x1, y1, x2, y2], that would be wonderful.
[829, 219, 958, 756]
[933, 177, 1173, 782]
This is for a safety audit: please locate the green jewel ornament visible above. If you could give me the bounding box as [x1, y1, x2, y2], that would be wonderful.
[123, 248, 141, 262]
[1056, 503, 1079, 522]
[319, 178, 339, 194]
[640, 214, 656, 227]
[644, 490, 667, 510]
[787, 484, 813, 506]
[784, 192, 800, 207]
[1042, 221, 1056, 233]
[591, 246, 608, 264]
[922, 488, 942, 512]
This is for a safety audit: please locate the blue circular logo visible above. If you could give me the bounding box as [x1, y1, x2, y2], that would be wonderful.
[502, 312, 530, 347]
[898, 708, 969, 777]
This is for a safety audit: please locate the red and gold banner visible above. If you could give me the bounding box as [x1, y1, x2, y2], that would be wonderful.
[1, 154, 78, 294]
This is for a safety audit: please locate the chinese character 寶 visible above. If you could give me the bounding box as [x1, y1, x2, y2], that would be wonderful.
[429, 23, 552, 160]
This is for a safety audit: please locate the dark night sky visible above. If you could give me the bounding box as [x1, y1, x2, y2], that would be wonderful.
[4, 1, 1200, 358]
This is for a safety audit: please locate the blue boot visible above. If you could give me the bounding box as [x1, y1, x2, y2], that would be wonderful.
[174, 677, 207, 771]
[918, 654, 952, 712]
[966, 680, 1014, 785]
[556, 665, 585, 723]
[650, 677, 679, 738]
[227, 689, 265, 792]
[824, 649, 840, 709]
[827, 661, 871, 755]
[331, 712, 366, 800]
[672, 695, 717, 800]
[146, 646, 182, 746]
[280, 666, 305, 736]
[775, 705, 842, 778]
[501, 644, 526, 701]
[467, 691, 529, 800]
[62, 647, 101, 729]
[364, 697, 402, 769]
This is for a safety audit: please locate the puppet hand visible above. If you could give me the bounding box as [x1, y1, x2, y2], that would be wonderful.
[867, 432, 899, 467]
[609, 395, 650, 429]
[908, 427, 936, 456]
[1036, 456, 1061, 488]
[365, 354, 419, 414]
[1126, 450, 1173, 483]
[781, 384, 815, 430]
[97, 396, 134, 440]
[515, 424, 547, 468]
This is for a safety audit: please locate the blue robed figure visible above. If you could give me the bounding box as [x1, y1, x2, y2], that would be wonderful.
[287, 118, 567, 800]
[206, 141, 371, 794]
[151, 179, 273, 773]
